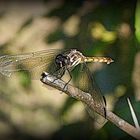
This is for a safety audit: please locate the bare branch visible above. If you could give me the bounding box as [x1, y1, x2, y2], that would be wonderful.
[40, 72, 140, 139]
[127, 98, 140, 129]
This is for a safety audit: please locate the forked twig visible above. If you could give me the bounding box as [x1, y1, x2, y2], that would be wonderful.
[40, 72, 140, 139]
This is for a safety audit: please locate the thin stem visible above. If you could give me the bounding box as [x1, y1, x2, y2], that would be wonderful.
[40, 72, 140, 139]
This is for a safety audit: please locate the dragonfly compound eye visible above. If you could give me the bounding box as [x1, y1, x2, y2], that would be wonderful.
[55, 54, 69, 68]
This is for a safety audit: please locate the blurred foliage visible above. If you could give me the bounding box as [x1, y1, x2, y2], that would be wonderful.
[0, 0, 139, 140]
[135, 1, 140, 44]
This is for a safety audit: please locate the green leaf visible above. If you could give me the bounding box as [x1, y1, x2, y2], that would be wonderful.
[135, 1, 140, 43]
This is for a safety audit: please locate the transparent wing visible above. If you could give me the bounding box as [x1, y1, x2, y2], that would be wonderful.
[74, 63, 107, 125]
[0, 49, 61, 78]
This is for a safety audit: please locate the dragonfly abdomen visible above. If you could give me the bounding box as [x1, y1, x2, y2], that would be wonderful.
[84, 57, 114, 64]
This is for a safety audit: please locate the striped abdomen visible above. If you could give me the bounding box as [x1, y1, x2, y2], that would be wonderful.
[83, 57, 114, 64]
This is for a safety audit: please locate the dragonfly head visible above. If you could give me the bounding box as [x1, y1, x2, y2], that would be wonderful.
[55, 54, 69, 68]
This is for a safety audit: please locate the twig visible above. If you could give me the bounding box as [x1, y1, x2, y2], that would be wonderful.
[40, 72, 140, 139]
[127, 98, 140, 129]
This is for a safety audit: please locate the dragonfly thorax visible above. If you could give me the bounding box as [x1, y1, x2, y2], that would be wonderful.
[55, 50, 84, 69]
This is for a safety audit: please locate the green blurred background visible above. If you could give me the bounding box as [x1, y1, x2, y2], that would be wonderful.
[0, 0, 140, 140]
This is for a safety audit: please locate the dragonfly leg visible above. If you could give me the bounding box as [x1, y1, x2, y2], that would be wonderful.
[103, 95, 107, 106]
[62, 69, 72, 91]
[43, 67, 65, 84]
[41, 67, 65, 83]
[103, 107, 107, 119]
[103, 96, 107, 119]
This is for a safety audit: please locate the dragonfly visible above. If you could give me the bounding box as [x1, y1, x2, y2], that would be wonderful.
[0, 49, 113, 123]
